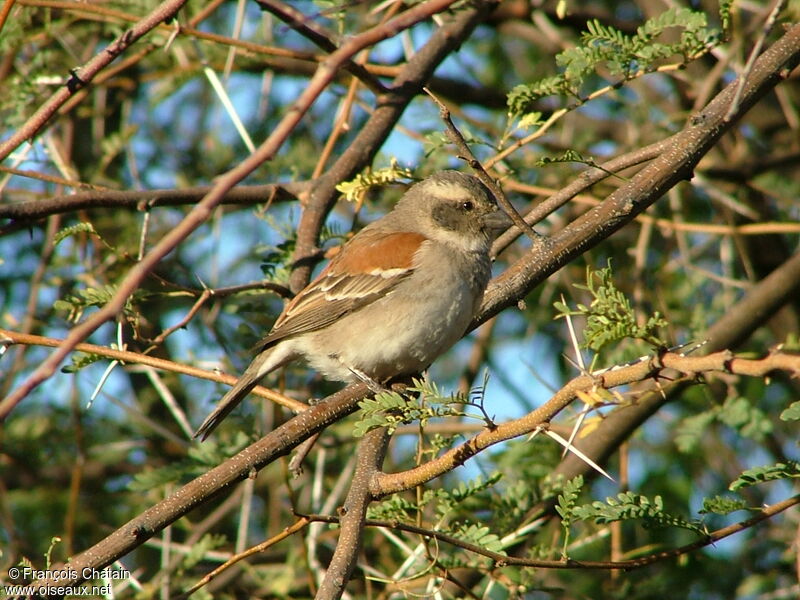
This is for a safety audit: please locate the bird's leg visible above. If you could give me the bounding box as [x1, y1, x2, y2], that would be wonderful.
[346, 366, 386, 394]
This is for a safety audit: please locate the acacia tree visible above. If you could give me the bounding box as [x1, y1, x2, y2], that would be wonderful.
[1, 1, 799, 598]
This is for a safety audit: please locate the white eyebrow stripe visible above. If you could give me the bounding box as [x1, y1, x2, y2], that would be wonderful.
[428, 181, 471, 199]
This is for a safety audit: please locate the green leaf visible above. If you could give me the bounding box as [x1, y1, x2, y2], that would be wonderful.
[718, 397, 773, 441]
[61, 352, 103, 373]
[780, 401, 800, 421]
[571, 491, 705, 535]
[452, 523, 507, 555]
[507, 6, 720, 116]
[555, 260, 668, 352]
[180, 533, 228, 570]
[675, 410, 717, 453]
[700, 495, 748, 515]
[335, 160, 414, 203]
[555, 475, 584, 527]
[729, 461, 800, 491]
[54, 222, 99, 246]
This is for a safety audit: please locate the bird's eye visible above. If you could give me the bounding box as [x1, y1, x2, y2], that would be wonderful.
[461, 200, 474, 211]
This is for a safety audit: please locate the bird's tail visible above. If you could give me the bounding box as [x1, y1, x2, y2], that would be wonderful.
[194, 350, 275, 440]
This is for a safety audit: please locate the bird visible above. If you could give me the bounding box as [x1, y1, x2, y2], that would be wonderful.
[194, 170, 510, 440]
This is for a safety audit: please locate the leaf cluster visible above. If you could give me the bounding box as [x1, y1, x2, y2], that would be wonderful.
[570, 491, 705, 535]
[354, 378, 482, 436]
[369, 473, 501, 521]
[729, 461, 800, 491]
[554, 261, 668, 353]
[507, 7, 725, 116]
[335, 160, 414, 203]
[128, 432, 251, 491]
[53, 285, 151, 323]
[676, 396, 774, 453]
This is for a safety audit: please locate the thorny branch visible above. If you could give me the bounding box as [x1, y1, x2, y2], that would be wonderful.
[373, 350, 800, 496]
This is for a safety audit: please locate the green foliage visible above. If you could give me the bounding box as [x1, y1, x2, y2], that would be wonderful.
[674, 410, 716, 453]
[335, 160, 415, 203]
[508, 7, 722, 116]
[554, 261, 668, 353]
[367, 473, 502, 530]
[178, 534, 228, 571]
[61, 352, 103, 373]
[129, 432, 251, 491]
[366, 493, 418, 523]
[700, 495, 748, 515]
[367, 475, 509, 572]
[729, 461, 800, 491]
[554, 475, 584, 555]
[676, 396, 774, 453]
[717, 397, 773, 440]
[554, 475, 584, 529]
[257, 213, 343, 285]
[780, 401, 800, 421]
[434, 472, 503, 521]
[53, 285, 150, 322]
[450, 522, 506, 555]
[570, 492, 706, 535]
[354, 377, 487, 436]
[44, 536, 61, 569]
[537, 150, 628, 182]
[54, 222, 101, 246]
[719, 0, 733, 35]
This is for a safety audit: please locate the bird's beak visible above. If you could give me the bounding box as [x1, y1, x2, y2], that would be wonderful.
[481, 206, 513, 234]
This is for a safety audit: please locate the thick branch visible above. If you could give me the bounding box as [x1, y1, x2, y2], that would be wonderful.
[315, 428, 390, 600]
[0, 182, 308, 222]
[373, 350, 800, 495]
[476, 23, 800, 325]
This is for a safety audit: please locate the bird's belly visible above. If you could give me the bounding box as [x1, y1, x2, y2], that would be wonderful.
[303, 283, 476, 382]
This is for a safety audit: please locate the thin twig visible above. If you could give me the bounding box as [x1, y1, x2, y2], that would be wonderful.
[425, 88, 540, 243]
[490, 136, 673, 255]
[254, 0, 387, 94]
[183, 516, 311, 596]
[724, 0, 786, 122]
[303, 493, 800, 570]
[0, 328, 307, 412]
